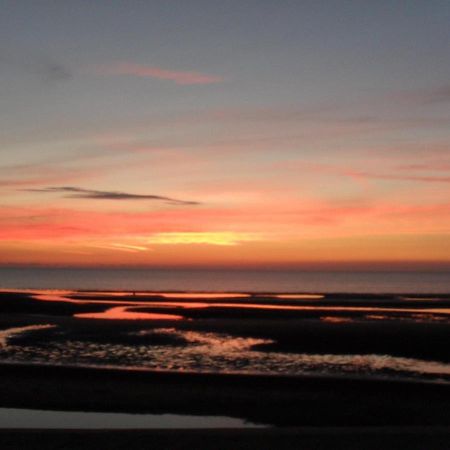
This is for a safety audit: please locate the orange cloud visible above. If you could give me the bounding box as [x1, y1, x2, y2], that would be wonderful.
[1, 197, 449, 246]
[94, 62, 223, 85]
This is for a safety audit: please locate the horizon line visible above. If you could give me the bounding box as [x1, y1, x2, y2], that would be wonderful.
[1, 262, 449, 272]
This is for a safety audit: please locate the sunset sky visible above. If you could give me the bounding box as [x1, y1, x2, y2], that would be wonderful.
[1, 1, 450, 269]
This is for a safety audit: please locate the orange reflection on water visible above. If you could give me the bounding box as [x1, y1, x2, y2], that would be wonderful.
[75, 306, 183, 320]
[365, 314, 388, 320]
[32, 293, 215, 309]
[400, 297, 443, 302]
[158, 293, 250, 299]
[32, 293, 450, 314]
[320, 316, 353, 323]
[275, 294, 324, 300]
[64, 291, 250, 299]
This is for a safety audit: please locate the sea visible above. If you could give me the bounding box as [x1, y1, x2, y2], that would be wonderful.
[0, 267, 449, 293]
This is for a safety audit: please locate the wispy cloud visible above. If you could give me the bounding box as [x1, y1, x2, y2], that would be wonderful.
[345, 170, 450, 184]
[24, 186, 200, 205]
[396, 162, 450, 172]
[279, 161, 450, 184]
[395, 84, 450, 106]
[90, 242, 150, 253]
[93, 61, 223, 85]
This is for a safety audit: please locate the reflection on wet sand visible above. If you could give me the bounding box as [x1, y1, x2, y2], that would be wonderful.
[320, 316, 353, 323]
[400, 297, 443, 302]
[157, 293, 250, 299]
[75, 307, 183, 321]
[22, 290, 450, 321]
[73, 291, 251, 299]
[1, 327, 450, 381]
[1, 290, 450, 383]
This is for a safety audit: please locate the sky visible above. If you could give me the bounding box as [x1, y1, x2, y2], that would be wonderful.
[1, 1, 450, 269]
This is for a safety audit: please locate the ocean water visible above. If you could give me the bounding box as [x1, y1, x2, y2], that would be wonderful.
[0, 267, 449, 293]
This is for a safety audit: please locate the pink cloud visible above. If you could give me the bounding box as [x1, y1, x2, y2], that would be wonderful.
[277, 160, 450, 185]
[94, 62, 223, 85]
[340, 168, 450, 184]
[396, 162, 450, 172]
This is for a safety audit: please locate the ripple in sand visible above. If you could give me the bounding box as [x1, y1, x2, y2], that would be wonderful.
[1, 328, 450, 382]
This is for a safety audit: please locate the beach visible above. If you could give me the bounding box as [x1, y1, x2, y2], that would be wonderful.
[1, 289, 450, 448]
[1, 363, 450, 449]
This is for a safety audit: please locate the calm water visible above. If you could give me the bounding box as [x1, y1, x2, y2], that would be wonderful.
[0, 408, 262, 429]
[0, 267, 449, 293]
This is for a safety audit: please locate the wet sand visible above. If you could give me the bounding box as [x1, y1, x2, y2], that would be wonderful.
[0, 363, 450, 426]
[1, 290, 450, 448]
[1, 290, 450, 362]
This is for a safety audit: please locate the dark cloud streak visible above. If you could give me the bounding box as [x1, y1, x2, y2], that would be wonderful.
[24, 186, 200, 206]
[0, 48, 72, 83]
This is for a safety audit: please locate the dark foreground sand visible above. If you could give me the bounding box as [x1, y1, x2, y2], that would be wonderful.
[0, 363, 450, 449]
[1, 363, 449, 448]
[1, 363, 450, 426]
[1, 427, 450, 450]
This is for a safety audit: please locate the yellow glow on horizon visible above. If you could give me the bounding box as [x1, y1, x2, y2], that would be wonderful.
[0, 232, 449, 268]
[146, 232, 260, 246]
